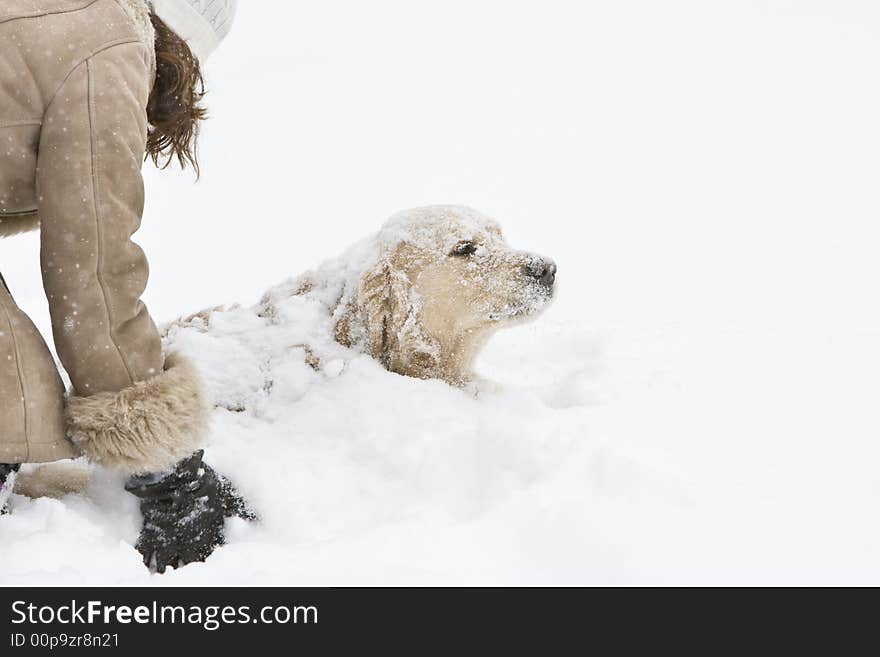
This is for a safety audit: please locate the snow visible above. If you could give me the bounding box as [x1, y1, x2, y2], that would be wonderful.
[2, 0, 880, 585]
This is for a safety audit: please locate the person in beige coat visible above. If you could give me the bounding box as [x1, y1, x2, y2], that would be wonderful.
[0, 0, 250, 573]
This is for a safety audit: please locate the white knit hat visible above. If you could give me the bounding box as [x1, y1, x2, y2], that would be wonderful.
[150, 0, 238, 62]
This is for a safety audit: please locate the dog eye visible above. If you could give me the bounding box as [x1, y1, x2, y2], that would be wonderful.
[450, 241, 478, 257]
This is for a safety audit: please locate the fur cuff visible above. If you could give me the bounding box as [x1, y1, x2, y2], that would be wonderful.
[65, 354, 209, 475]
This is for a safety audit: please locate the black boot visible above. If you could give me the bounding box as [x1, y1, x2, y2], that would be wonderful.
[125, 450, 255, 573]
[0, 463, 21, 516]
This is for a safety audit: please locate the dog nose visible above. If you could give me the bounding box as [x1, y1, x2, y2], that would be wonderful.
[523, 259, 557, 287]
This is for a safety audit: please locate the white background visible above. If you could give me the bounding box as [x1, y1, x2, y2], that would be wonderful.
[2, 0, 880, 585]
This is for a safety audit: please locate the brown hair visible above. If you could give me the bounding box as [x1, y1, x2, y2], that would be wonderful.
[146, 13, 207, 176]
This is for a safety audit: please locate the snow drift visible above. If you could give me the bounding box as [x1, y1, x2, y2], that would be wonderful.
[2, 277, 594, 584]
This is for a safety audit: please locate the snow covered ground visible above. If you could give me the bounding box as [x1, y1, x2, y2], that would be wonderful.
[2, 0, 880, 585]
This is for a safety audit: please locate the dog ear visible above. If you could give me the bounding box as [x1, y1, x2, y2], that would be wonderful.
[354, 256, 396, 365]
[352, 247, 440, 377]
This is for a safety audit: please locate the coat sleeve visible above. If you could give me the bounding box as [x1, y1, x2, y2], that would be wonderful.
[36, 42, 207, 475]
[37, 41, 162, 395]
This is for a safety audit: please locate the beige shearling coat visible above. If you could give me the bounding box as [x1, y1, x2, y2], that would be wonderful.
[0, 0, 207, 474]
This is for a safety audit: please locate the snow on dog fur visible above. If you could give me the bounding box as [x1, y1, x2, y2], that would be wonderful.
[165, 205, 557, 407]
[260, 205, 558, 385]
[16, 206, 557, 498]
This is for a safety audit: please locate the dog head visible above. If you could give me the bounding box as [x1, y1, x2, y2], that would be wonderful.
[335, 206, 557, 384]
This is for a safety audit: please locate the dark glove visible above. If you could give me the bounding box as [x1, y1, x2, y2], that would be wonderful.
[125, 450, 255, 573]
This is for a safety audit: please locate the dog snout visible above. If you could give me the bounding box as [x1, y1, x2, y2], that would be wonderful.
[522, 258, 557, 287]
